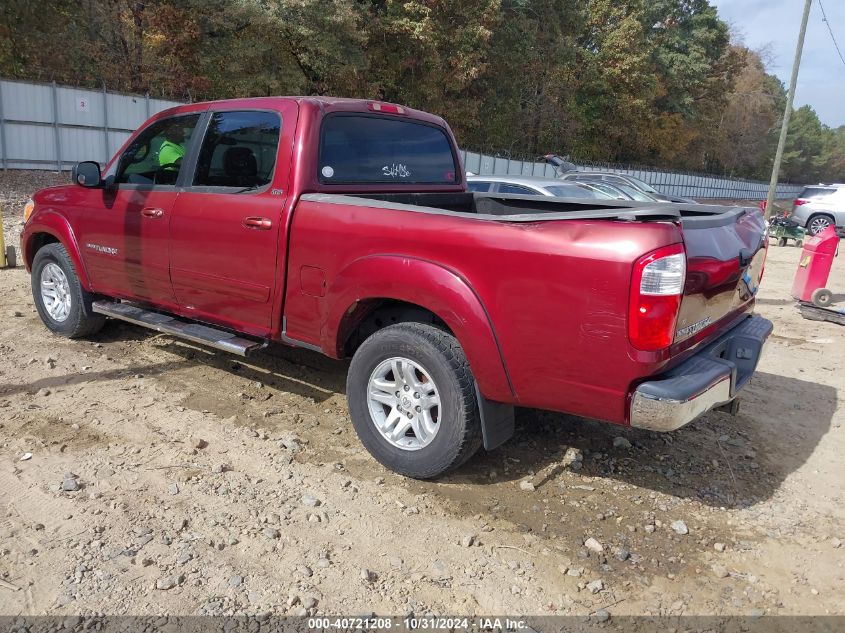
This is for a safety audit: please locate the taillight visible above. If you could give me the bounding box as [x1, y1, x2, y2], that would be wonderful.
[794, 198, 808, 206]
[629, 245, 686, 351]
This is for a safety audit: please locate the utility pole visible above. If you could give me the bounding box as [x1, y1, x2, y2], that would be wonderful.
[765, 0, 813, 219]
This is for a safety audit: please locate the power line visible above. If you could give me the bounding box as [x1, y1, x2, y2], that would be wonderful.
[818, 0, 845, 70]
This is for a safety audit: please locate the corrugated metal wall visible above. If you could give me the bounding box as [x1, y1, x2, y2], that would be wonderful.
[0, 78, 182, 170]
[0, 78, 802, 200]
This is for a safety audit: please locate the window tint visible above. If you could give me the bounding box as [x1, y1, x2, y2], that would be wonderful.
[498, 183, 539, 195]
[116, 114, 201, 185]
[589, 183, 628, 199]
[319, 115, 457, 184]
[467, 181, 493, 192]
[614, 183, 654, 202]
[544, 184, 601, 199]
[624, 175, 659, 194]
[193, 111, 281, 189]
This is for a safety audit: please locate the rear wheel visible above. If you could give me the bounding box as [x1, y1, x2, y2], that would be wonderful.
[807, 214, 834, 236]
[32, 243, 105, 338]
[347, 323, 482, 479]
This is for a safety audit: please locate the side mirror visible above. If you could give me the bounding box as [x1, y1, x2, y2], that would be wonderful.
[72, 161, 102, 188]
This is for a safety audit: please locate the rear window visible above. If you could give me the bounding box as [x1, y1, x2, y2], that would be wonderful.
[319, 114, 458, 185]
[800, 187, 838, 199]
[498, 183, 539, 195]
[544, 184, 600, 199]
[467, 181, 492, 192]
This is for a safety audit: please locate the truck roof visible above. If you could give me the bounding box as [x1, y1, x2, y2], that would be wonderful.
[152, 96, 448, 128]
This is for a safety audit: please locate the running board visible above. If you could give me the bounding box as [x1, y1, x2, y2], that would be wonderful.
[92, 300, 264, 357]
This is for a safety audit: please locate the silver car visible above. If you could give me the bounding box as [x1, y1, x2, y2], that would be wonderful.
[466, 175, 615, 199]
[558, 170, 697, 203]
[790, 184, 845, 236]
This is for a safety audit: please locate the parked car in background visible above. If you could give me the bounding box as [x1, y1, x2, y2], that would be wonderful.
[790, 184, 845, 236]
[572, 179, 662, 203]
[467, 175, 615, 199]
[558, 170, 697, 204]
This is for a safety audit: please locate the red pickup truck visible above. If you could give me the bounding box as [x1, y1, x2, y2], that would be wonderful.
[21, 97, 772, 478]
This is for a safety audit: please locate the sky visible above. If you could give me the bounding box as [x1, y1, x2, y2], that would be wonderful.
[711, 0, 845, 128]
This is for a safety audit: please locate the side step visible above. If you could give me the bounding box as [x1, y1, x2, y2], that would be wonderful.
[92, 300, 265, 357]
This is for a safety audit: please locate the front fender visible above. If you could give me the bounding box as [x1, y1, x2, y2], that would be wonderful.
[322, 254, 516, 404]
[22, 212, 91, 290]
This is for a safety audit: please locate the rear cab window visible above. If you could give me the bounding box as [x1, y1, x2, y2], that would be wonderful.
[318, 114, 458, 185]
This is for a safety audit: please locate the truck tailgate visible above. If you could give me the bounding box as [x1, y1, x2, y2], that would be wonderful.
[674, 207, 767, 345]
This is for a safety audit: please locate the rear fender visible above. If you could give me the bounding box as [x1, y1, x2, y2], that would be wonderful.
[323, 254, 516, 403]
[22, 212, 91, 290]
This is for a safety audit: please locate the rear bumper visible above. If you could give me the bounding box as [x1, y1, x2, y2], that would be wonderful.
[629, 315, 773, 432]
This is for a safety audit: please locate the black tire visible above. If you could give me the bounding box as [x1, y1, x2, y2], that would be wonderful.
[31, 243, 106, 338]
[807, 214, 835, 236]
[347, 323, 482, 479]
[811, 288, 833, 308]
[778, 237, 788, 247]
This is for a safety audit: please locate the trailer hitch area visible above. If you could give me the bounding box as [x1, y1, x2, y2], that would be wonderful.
[715, 399, 741, 416]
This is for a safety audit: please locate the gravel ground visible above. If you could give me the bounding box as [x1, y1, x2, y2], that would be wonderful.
[0, 171, 843, 618]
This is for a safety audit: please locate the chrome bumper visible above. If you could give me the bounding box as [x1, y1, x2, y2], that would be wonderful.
[629, 315, 773, 432]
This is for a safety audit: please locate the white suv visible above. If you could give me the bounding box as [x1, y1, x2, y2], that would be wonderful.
[790, 184, 845, 236]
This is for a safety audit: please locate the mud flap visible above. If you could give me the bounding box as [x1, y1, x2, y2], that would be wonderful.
[474, 383, 515, 450]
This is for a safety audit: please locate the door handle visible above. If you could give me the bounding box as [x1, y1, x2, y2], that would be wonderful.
[243, 217, 272, 230]
[141, 207, 164, 219]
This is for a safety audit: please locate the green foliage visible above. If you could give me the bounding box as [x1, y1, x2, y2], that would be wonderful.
[0, 0, 841, 183]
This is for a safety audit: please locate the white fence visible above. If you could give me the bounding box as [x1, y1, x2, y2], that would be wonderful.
[0, 78, 181, 170]
[0, 78, 802, 200]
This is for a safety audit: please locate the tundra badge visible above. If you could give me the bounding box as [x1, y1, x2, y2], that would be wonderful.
[85, 243, 118, 256]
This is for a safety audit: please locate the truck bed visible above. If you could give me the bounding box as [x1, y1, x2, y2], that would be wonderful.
[309, 191, 752, 225]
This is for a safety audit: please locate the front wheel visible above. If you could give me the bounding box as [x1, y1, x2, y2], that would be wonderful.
[31, 243, 106, 338]
[346, 323, 482, 479]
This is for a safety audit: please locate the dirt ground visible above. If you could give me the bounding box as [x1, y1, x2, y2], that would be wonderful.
[1, 172, 843, 618]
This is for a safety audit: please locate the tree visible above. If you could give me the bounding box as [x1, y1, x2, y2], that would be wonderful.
[708, 47, 785, 179]
[781, 105, 826, 183]
[467, 0, 582, 155]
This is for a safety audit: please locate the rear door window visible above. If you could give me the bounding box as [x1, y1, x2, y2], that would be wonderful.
[497, 183, 539, 195]
[319, 114, 457, 184]
[545, 184, 600, 199]
[467, 181, 493, 192]
[192, 111, 281, 190]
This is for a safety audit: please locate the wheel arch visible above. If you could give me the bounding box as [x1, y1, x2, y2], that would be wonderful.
[323, 255, 516, 403]
[23, 213, 91, 290]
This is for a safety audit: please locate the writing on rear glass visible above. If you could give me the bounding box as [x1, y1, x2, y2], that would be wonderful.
[382, 163, 411, 178]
